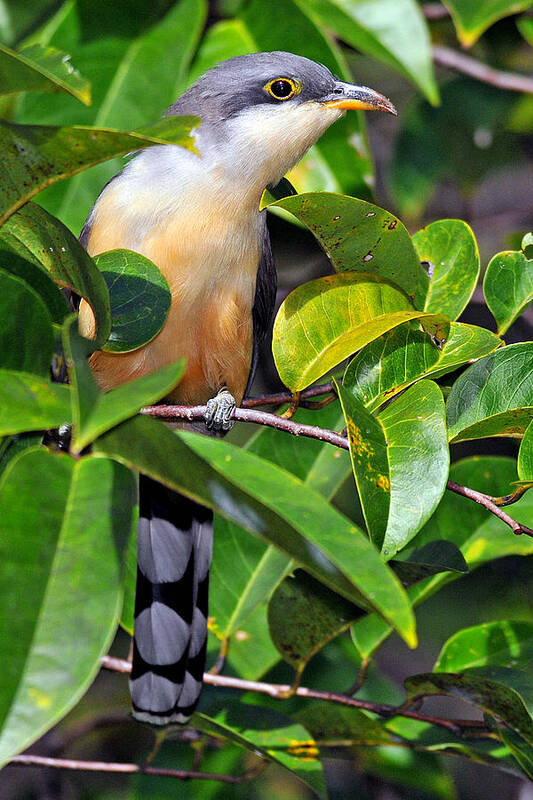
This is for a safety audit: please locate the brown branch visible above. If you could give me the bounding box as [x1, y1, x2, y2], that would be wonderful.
[446, 480, 533, 537]
[141, 404, 349, 450]
[141, 401, 533, 538]
[422, 3, 450, 20]
[8, 753, 259, 783]
[432, 45, 533, 94]
[100, 656, 488, 737]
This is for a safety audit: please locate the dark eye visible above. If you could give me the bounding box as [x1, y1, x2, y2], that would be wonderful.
[264, 77, 301, 101]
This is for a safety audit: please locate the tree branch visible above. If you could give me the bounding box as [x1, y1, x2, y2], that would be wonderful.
[100, 656, 490, 737]
[8, 753, 261, 783]
[141, 401, 533, 538]
[422, 3, 450, 20]
[432, 45, 533, 94]
[447, 480, 533, 536]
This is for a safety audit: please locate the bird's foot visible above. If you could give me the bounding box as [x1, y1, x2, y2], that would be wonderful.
[204, 388, 236, 433]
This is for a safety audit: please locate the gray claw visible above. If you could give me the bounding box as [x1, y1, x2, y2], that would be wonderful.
[204, 388, 236, 433]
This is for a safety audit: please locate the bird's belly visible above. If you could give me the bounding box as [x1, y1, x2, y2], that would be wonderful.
[83, 210, 260, 406]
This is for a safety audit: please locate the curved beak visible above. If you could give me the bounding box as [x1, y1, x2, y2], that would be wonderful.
[319, 80, 397, 115]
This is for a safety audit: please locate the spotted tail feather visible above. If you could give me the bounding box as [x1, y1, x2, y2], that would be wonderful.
[130, 476, 212, 725]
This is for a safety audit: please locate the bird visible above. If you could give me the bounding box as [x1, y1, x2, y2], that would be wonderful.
[77, 51, 396, 725]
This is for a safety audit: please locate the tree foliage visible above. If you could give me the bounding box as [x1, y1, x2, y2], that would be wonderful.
[1, 1, 533, 798]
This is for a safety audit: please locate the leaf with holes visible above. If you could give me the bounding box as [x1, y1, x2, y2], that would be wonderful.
[413, 219, 480, 319]
[271, 192, 421, 298]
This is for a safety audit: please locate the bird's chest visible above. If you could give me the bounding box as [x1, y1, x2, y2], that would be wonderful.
[134, 202, 263, 404]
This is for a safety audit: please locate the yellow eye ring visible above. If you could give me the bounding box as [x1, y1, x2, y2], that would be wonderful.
[264, 77, 301, 101]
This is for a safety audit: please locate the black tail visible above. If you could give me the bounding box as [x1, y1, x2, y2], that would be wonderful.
[129, 476, 213, 725]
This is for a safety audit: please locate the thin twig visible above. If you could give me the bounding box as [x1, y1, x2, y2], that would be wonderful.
[141, 401, 533, 538]
[447, 480, 533, 537]
[100, 656, 489, 737]
[423, 3, 450, 20]
[432, 45, 533, 94]
[8, 753, 259, 783]
[242, 382, 335, 408]
[141, 404, 349, 450]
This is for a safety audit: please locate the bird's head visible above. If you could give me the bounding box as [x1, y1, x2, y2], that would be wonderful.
[169, 51, 396, 194]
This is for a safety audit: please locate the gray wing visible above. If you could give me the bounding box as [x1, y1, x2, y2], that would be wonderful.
[245, 218, 277, 398]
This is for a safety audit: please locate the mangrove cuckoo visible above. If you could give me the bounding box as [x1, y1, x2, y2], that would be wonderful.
[78, 51, 396, 725]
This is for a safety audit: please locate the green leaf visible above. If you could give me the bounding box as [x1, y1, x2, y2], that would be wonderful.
[297, 702, 396, 747]
[518, 419, 533, 480]
[0, 433, 43, 480]
[93, 415, 417, 647]
[497, 726, 533, 779]
[343, 321, 502, 413]
[63, 316, 185, 453]
[44, 0, 207, 233]
[446, 343, 533, 442]
[352, 456, 533, 658]
[272, 192, 421, 298]
[442, 0, 533, 47]
[0, 0, 58, 47]
[0, 202, 111, 346]
[435, 620, 533, 672]
[0, 269, 54, 376]
[210, 402, 349, 644]
[273, 272, 448, 392]
[484, 249, 533, 335]
[188, 19, 256, 83]
[338, 380, 448, 555]
[268, 569, 362, 675]
[93, 249, 171, 353]
[358, 745, 458, 799]
[0, 248, 68, 325]
[0, 370, 71, 436]
[213, 602, 282, 681]
[405, 670, 533, 746]
[391, 539, 468, 587]
[0, 115, 199, 226]
[300, 0, 438, 104]
[210, 516, 290, 639]
[0, 448, 135, 767]
[373, 717, 509, 776]
[413, 219, 480, 319]
[0, 42, 90, 103]
[241, 0, 349, 76]
[194, 700, 326, 799]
